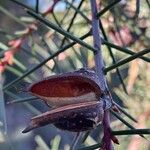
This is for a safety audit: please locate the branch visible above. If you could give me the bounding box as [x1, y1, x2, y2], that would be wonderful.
[90, 1, 113, 150]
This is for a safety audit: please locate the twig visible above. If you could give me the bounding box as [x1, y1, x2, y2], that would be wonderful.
[112, 129, 150, 135]
[27, 10, 96, 52]
[97, 0, 121, 18]
[60, 0, 85, 47]
[35, 0, 39, 13]
[135, 0, 140, 19]
[102, 40, 150, 62]
[104, 49, 150, 73]
[3, 31, 91, 90]
[99, 20, 128, 94]
[70, 132, 82, 150]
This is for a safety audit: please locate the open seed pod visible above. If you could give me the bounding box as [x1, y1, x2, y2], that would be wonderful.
[28, 68, 102, 107]
[23, 101, 104, 133]
[23, 68, 111, 133]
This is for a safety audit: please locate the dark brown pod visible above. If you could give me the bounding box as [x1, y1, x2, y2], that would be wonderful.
[22, 101, 104, 133]
[28, 68, 102, 107]
[23, 68, 112, 133]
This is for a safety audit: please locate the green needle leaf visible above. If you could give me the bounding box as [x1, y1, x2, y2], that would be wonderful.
[112, 129, 150, 135]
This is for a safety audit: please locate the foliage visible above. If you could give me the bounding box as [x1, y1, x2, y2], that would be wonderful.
[0, 0, 150, 150]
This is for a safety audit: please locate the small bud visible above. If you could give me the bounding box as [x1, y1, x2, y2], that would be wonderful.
[111, 135, 119, 144]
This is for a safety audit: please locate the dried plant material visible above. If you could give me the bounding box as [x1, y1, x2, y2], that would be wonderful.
[127, 60, 139, 94]
[23, 68, 112, 133]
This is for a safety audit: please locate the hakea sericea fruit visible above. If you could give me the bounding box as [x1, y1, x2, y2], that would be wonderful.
[22, 68, 112, 133]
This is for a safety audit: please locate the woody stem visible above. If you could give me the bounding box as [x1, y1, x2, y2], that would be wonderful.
[90, 1, 113, 150]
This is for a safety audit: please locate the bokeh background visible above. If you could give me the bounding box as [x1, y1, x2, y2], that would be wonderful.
[0, 0, 150, 150]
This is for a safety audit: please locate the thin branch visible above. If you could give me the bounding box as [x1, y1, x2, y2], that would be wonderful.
[97, 0, 121, 18]
[27, 10, 96, 52]
[104, 49, 150, 73]
[115, 104, 137, 122]
[3, 32, 91, 90]
[81, 131, 90, 143]
[70, 132, 82, 150]
[60, 0, 85, 46]
[135, 0, 140, 18]
[102, 40, 150, 62]
[35, 0, 39, 13]
[50, 12, 87, 68]
[66, 1, 91, 23]
[59, 1, 75, 24]
[5, 90, 41, 115]
[112, 129, 150, 135]
[7, 96, 38, 104]
[52, 12, 61, 27]
[99, 20, 128, 94]
[110, 110, 145, 138]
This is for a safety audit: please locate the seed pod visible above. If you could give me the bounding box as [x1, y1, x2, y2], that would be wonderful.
[28, 68, 102, 107]
[23, 68, 112, 133]
[22, 101, 104, 133]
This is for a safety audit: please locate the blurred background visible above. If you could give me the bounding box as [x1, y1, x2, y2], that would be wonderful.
[0, 0, 150, 150]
